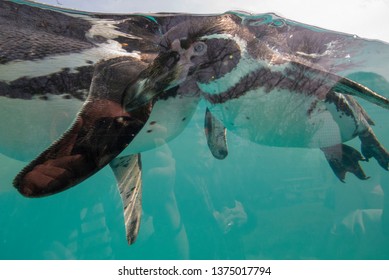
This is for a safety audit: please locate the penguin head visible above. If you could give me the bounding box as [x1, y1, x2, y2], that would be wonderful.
[158, 15, 243, 85]
[123, 15, 244, 111]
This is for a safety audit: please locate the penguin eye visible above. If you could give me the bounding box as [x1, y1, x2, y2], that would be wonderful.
[193, 42, 207, 55]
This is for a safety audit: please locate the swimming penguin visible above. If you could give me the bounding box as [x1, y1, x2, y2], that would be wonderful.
[2, 0, 389, 245]
[155, 15, 389, 182]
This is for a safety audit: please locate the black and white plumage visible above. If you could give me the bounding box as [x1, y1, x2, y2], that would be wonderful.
[1, 0, 389, 244]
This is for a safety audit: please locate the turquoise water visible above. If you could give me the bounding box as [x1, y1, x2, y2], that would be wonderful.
[1, 1, 389, 260]
[2, 96, 389, 259]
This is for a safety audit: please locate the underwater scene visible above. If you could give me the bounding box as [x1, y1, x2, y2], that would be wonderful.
[1, 0, 389, 260]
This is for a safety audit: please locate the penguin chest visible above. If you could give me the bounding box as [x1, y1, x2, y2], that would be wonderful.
[121, 95, 200, 155]
[206, 88, 360, 148]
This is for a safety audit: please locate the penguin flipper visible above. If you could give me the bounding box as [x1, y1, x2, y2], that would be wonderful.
[204, 108, 228, 160]
[321, 144, 369, 182]
[13, 100, 150, 197]
[289, 61, 389, 110]
[333, 77, 389, 110]
[110, 154, 143, 245]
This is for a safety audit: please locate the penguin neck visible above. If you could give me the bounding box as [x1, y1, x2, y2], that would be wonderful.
[197, 35, 287, 96]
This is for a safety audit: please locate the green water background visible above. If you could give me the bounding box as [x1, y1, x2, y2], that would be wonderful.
[1, 92, 389, 259]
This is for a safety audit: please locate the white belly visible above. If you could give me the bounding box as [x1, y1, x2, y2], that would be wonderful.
[206, 89, 358, 148]
[121, 95, 200, 155]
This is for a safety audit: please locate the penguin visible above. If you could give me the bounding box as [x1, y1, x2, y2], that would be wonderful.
[2, 0, 389, 245]
[152, 14, 389, 182]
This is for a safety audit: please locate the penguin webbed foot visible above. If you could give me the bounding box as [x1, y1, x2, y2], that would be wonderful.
[360, 130, 389, 171]
[321, 144, 369, 182]
[14, 100, 149, 197]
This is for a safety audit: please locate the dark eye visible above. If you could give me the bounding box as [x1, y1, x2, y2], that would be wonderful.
[193, 42, 206, 54]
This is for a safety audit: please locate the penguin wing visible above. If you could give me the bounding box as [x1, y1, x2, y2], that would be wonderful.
[110, 154, 143, 245]
[287, 61, 389, 110]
